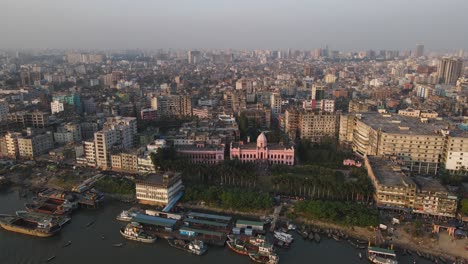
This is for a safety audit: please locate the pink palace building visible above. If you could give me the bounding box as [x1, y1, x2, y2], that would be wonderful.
[230, 132, 295, 165]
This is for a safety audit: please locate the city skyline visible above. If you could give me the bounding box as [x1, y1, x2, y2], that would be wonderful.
[2, 0, 468, 51]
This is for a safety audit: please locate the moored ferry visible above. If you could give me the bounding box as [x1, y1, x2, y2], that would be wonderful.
[248, 240, 279, 264]
[226, 238, 259, 256]
[168, 238, 208, 255]
[0, 214, 61, 237]
[273, 231, 294, 244]
[367, 246, 398, 264]
[120, 222, 156, 243]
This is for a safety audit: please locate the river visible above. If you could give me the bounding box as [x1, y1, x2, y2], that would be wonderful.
[0, 190, 432, 264]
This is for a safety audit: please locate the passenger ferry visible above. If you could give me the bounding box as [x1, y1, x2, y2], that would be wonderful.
[367, 246, 398, 264]
[120, 222, 156, 243]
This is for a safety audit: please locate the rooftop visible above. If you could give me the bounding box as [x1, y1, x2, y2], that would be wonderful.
[358, 112, 450, 136]
[132, 214, 177, 228]
[186, 212, 232, 222]
[367, 156, 415, 187]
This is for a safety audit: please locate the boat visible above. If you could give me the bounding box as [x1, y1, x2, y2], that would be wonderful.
[287, 223, 296, 231]
[367, 246, 398, 264]
[167, 238, 208, 255]
[359, 252, 362, 259]
[273, 239, 290, 248]
[47, 255, 56, 262]
[116, 210, 137, 222]
[314, 233, 321, 243]
[248, 241, 279, 264]
[120, 222, 156, 243]
[308, 232, 314, 240]
[112, 243, 124, 247]
[0, 214, 61, 237]
[25, 198, 75, 215]
[62, 240, 72, 247]
[86, 220, 95, 228]
[273, 231, 293, 244]
[16, 211, 71, 227]
[332, 234, 340, 241]
[226, 239, 258, 256]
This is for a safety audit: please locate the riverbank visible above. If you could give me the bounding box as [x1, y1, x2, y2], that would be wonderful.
[295, 217, 467, 261]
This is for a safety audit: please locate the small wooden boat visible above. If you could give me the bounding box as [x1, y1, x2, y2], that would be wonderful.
[85, 220, 95, 228]
[62, 240, 72, 247]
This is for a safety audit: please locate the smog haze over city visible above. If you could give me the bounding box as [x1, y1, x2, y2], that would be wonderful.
[0, 1, 467, 264]
[1, 0, 468, 51]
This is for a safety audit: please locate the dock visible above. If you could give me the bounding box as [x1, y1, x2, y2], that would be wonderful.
[269, 205, 282, 232]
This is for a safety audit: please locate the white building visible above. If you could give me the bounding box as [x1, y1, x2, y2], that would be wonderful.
[147, 139, 167, 153]
[135, 172, 183, 206]
[51, 100, 64, 114]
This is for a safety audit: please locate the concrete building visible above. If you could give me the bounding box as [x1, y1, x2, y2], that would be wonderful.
[140, 108, 158, 121]
[176, 143, 225, 164]
[299, 111, 339, 142]
[270, 93, 282, 116]
[443, 131, 468, 172]
[0, 102, 9, 121]
[17, 132, 54, 159]
[230, 132, 294, 165]
[7, 111, 49, 128]
[284, 108, 299, 140]
[151, 95, 192, 117]
[136, 172, 184, 206]
[311, 83, 326, 100]
[350, 113, 448, 174]
[437, 57, 463, 85]
[94, 129, 117, 169]
[50, 101, 65, 114]
[83, 141, 96, 167]
[111, 152, 138, 173]
[365, 156, 416, 211]
[365, 156, 458, 217]
[414, 44, 424, 58]
[103, 116, 137, 149]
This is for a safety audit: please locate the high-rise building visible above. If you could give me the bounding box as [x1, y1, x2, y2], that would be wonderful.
[188, 50, 201, 64]
[311, 83, 326, 100]
[94, 129, 117, 169]
[414, 44, 424, 58]
[151, 95, 192, 117]
[270, 93, 282, 116]
[0, 102, 9, 121]
[437, 57, 463, 85]
[298, 111, 339, 142]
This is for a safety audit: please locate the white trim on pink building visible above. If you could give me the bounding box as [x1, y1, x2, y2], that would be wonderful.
[230, 132, 294, 166]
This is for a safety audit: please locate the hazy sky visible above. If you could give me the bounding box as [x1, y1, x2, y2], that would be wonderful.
[1, 0, 467, 51]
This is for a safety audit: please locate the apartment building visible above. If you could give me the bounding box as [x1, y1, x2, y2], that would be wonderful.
[17, 132, 54, 159]
[111, 152, 138, 173]
[94, 129, 117, 169]
[151, 95, 192, 117]
[7, 111, 50, 128]
[365, 156, 458, 217]
[284, 108, 299, 140]
[350, 113, 447, 174]
[298, 110, 339, 142]
[443, 131, 468, 172]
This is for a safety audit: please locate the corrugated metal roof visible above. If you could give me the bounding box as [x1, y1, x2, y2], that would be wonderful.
[132, 214, 177, 228]
[187, 212, 232, 222]
[236, 220, 264, 227]
[184, 218, 228, 227]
